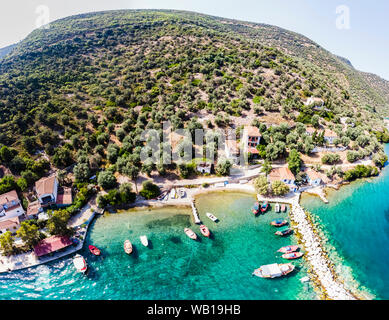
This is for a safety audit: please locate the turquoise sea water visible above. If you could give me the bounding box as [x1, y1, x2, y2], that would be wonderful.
[301, 145, 389, 299]
[0, 192, 315, 300]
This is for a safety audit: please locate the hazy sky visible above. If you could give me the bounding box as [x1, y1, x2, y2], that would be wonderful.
[0, 0, 388, 80]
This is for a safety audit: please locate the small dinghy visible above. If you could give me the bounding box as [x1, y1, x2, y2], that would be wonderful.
[271, 219, 288, 227]
[277, 245, 299, 253]
[124, 240, 133, 254]
[260, 201, 269, 213]
[199, 225, 210, 237]
[275, 228, 293, 236]
[253, 263, 294, 278]
[281, 204, 286, 212]
[140, 235, 148, 247]
[88, 245, 101, 256]
[252, 202, 260, 215]
[275, 203, 280, 213]
[206, 212, 218, 222]
[73, 254, 87, 273]
[282, 252, 304, 260]
[184, 228, 197, 240]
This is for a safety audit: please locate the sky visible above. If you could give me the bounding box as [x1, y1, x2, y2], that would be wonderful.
[0, 0, 388, 80]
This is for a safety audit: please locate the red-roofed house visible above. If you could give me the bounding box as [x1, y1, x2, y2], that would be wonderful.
[268, 167, 297, 192]
[34, 235, 73, 257]
[243, 126, 261, 158]
[35, 175, 58, 207]
[0, 190, 25, 234]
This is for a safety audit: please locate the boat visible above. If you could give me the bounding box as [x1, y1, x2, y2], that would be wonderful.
[199, 225, 210, 237]
[275, 228, 293, 236]
[184, 228, 197, 240]
[271, 219, 288, 227]
[140, 235, 148, 247]
[206, 212, 218, 222]
[179, 189, 186, 198]
[281, 204, 286, 212]
[282, 252, 304, 260]
[88, 245, 101, 256]
[260, 201, 269, 213]
[275, 203, 280, 213]
[252, 202, 260, 215]
[300, 276, 310, 283]
[170, 188, 177, 199]
[277, 245, 299, 254]
[73, 254, 87, 273]
[124, 240, 133, 254]
[252, 263, 295, 278]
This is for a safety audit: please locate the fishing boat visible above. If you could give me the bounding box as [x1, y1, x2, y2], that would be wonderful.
[275, 228, 293, 236]
[252, 202, 260, 215]
[252, 263, 295, 278]
[140, 235, 149, 247]
[124, 240, 133, 254]
[88, 245, 101, 256]
[73, 254, 87, 273]
[282, 252, 304, 260]
[275, 203, 280, 213]
[199, 225, 210, 237]
[271, 219, 288, 227]
[206, 212, 218, 222]
[184, 228, 197, 240]
[260, 201, 269, 213]
[277, 245, 299, 253]
[281, 204, 286, 212]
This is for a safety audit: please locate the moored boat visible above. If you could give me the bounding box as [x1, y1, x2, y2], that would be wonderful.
[281, 204, 286, 212]
[252, 263, 295, 278]
[271, 219, 288, 227]
[206, 212, 218, 222]
[275, 203, 280, 213]
[275, 228, 293, 236]
[282, 252, 304, 260]
[184, 228, 197, 240]
[73, 254, 87, 273]
[260, 201, 269, 213]
[88, 245, 101, 256]
[199, 225, 210, 237]
[252, 202, 260, 215]
[140, 235, 148, 247]
[124, 240, 133, 254]
[277, 245, 299, 253]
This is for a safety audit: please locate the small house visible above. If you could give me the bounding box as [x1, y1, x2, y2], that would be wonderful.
[197, 162, 212, 174]
[268, 167, 297, 192]
[35, 175, 58, 207]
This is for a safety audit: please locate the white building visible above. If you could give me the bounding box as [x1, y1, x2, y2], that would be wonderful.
[0, 190, 25, 234]
[196, 162, 212, 174]
[35, 175, 58, 207]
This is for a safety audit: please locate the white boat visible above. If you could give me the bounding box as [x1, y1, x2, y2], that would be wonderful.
[275, 203, 280, 213]
[252, 263, 294, 278]
[179, 189, 186, 198]
[73, 254, 87, 273]
[184, 228, 197, 240]
[170, 188, 177, 199]
[300, 276, 310, 283]
[140, 235, 149, 247]
[206, 212, 218, 222]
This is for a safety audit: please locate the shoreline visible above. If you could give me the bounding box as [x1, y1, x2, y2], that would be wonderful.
[0, 181, 370, 300]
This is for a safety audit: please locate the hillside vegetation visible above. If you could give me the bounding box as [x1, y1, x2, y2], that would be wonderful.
[0, 9, 388, 192]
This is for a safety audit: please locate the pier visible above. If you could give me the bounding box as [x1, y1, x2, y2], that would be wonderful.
[191, 200, 201, 224]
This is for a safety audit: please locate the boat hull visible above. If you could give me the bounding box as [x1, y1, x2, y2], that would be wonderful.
[200, 225, 210, 237]
[184, 228, 197, 240]
[277, 245, 299, 253]
[88, 245, 101, 256]
[282, 252, 304, 260]
[124, 240, 133, 254]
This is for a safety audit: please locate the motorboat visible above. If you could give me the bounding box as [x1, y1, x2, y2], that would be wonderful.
[277, 245, 299, 254]
[124, 240, 133, 254]
[260, 201, 269, 213]
[275, 228, 293, 236]
[282, 252, 304, 260]
[184, 228, 197, 240]
[206, 212, 218, 222]
[252, 202, 260, 215]
[275, 203, 280, 213]
[88, 245, 101, 256]
[271, 219, 288, 227]
[140, 235, 149, 247]
[281, 204, 286, 212]
[199, 225, 210, 237]
[73, 254, 87, 273]
[179, 189, 186, 198]
[252, 263, 295, 278]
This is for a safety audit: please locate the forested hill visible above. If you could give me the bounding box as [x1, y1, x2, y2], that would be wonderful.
[0, 9, 388, 165]
[0, 44, 16, 60]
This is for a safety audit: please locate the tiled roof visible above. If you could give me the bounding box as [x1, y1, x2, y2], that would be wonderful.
[245, 126, 261, 137]
[35, 176, 57, 197]
[268, 167, 295, 182]
[34, 235, 73, 257]
[0, 217, 20, 230]
[0, 190, 21, 212]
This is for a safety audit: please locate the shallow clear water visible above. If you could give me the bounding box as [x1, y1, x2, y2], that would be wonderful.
[301, 144, 389, 299]
[0, 192, 315, 300]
